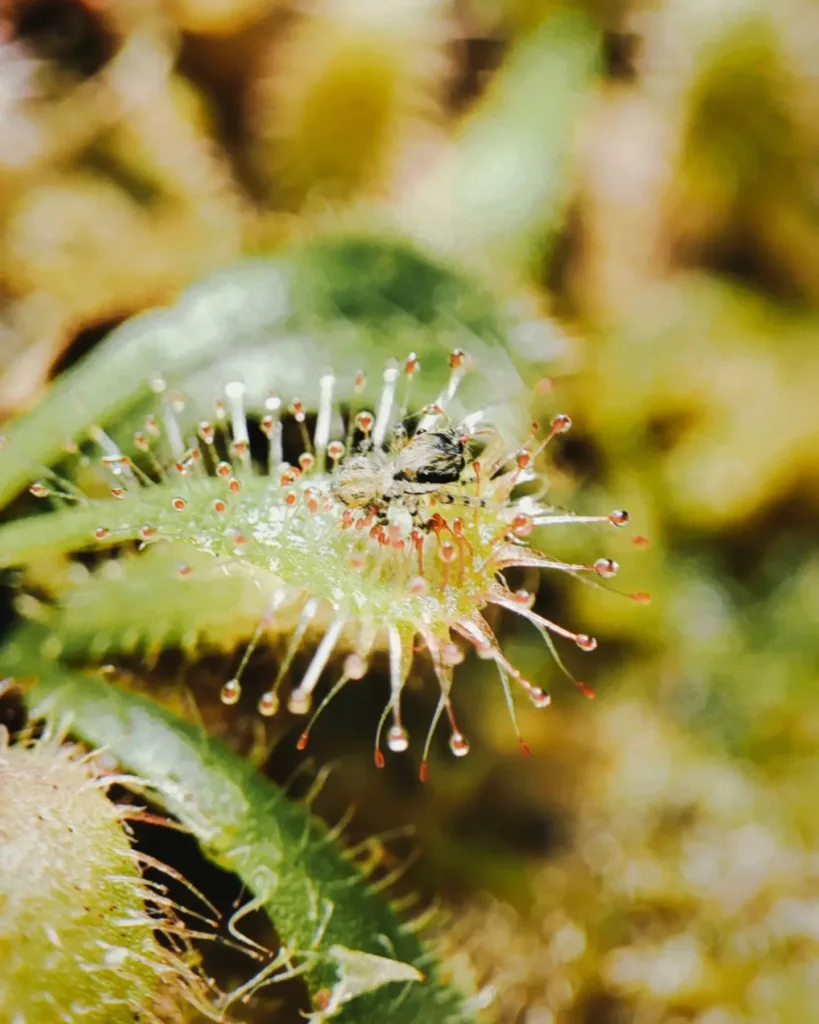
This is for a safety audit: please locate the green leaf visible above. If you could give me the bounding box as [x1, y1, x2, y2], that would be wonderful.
[9, 630, 472, 1023]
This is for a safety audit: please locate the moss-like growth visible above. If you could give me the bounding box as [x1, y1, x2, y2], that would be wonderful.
[0, 735, 212, 1023]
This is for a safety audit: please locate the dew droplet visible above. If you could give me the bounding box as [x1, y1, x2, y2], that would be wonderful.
[221, 679, 241, 705]
[387, 725, 409, 752]
[449, 732, 470, 757]
[593, 558, 619, 578]
[258, 691, 279, 717]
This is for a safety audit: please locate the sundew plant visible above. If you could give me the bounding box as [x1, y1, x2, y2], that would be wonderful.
[0, 4, 655, 1022]
[3, 0, 819, 1021]
[0, 232, 638, 1022]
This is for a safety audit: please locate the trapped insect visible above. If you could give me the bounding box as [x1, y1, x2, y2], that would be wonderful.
[331, 423, 480, 520]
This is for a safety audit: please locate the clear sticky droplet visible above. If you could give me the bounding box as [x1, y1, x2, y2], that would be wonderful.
[387, 725, 409, 752]
[511, 513, 534, 537]
[258, 691, 279, 717]
[221, 679, 241, 705]
[575, 634, 598, 652]
[449, 732, 470, 757]
[438, 541, 456, 564]
[355, 410, 374, 433]
[609, 509, 630, 527]
[593, 558, 619, 578]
